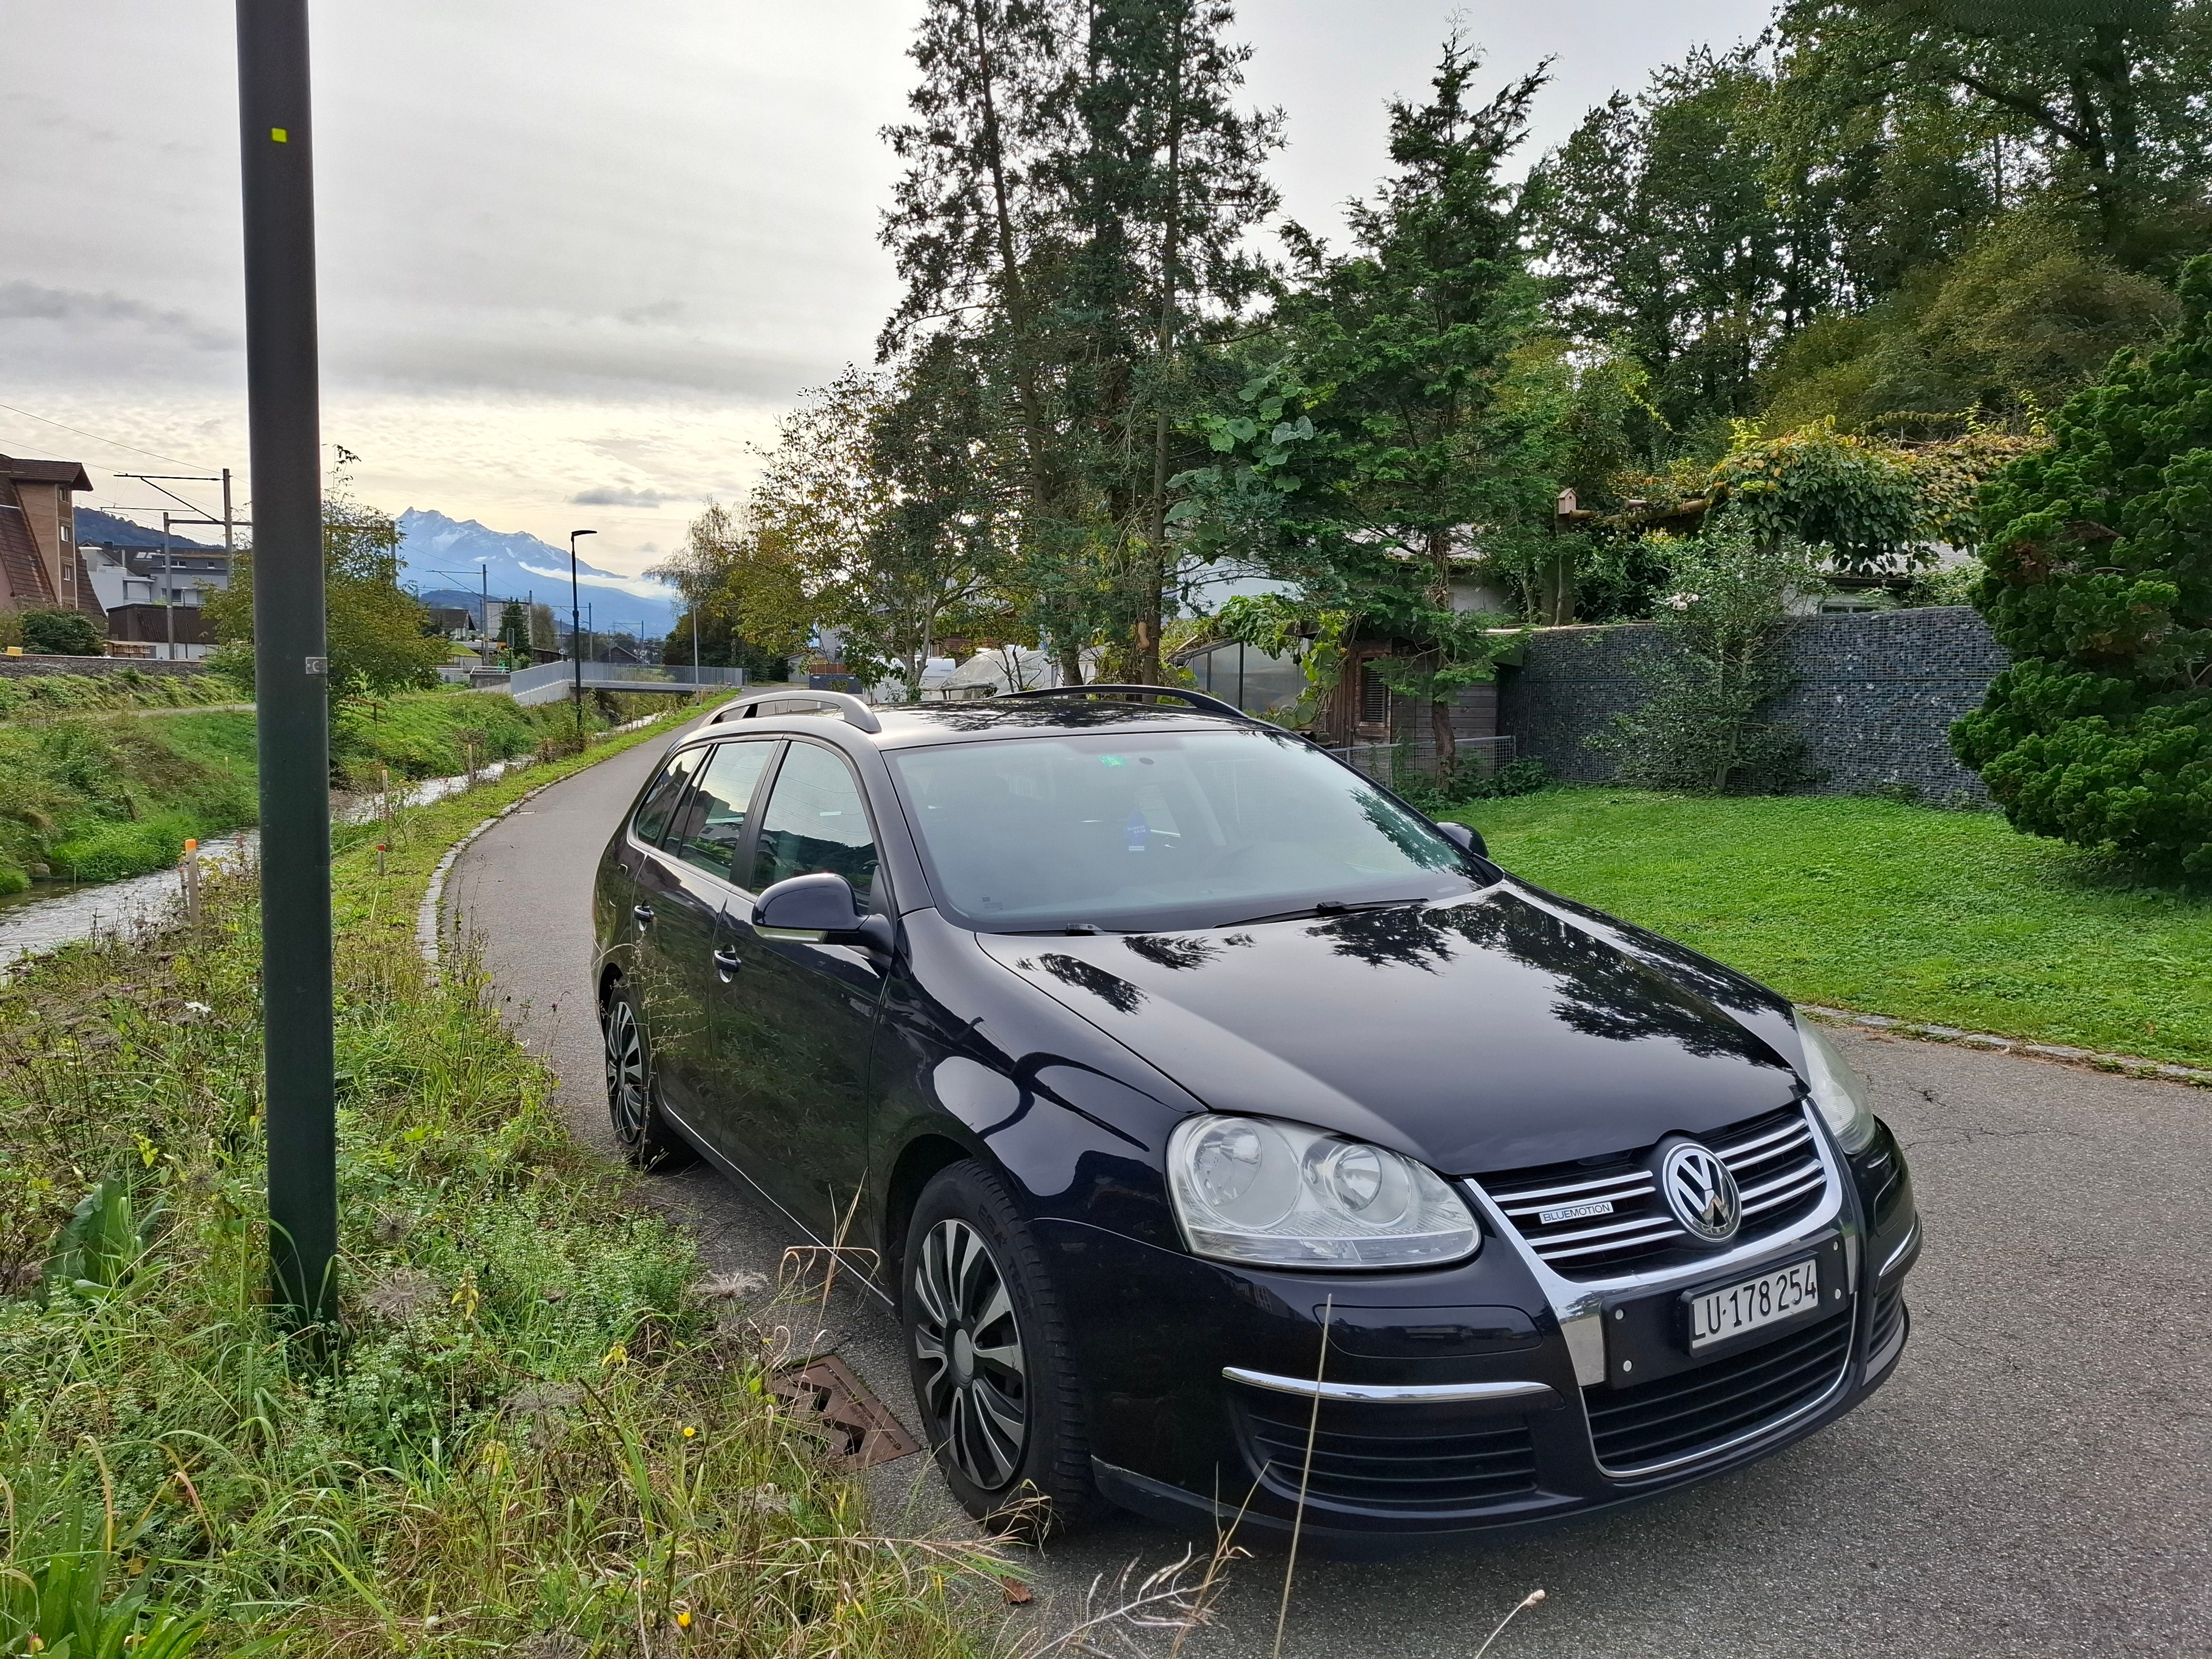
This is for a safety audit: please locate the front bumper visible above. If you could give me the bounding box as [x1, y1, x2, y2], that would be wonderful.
[1044, 1117, 1918, 1546]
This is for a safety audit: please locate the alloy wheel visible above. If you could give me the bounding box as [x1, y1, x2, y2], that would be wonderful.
[604, 996, 648, 1143]
[912, 1218, 1030, 1489]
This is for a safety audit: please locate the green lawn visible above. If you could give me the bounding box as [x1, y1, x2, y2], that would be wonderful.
[1452, 787, 2212, 1070]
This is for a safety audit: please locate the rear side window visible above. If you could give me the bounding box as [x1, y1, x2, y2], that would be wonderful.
[631, 748, 704, 846]
[750, 743, 878, 901]
[671, 741, 776, 882]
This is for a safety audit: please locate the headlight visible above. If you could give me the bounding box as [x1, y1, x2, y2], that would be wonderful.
[1793, 1011, 1879, 1154]
[1166, 1115, 1480, 1269]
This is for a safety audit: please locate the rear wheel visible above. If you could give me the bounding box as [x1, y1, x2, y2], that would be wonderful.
[903, 1160, 1102, 1535]
[601, 979, 693, 1170]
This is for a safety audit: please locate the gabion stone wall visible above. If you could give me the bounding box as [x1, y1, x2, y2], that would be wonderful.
[1496, 606, 2009, 800]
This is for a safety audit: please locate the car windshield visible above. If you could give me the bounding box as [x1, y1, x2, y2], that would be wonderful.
[886, 728, 1482, 933]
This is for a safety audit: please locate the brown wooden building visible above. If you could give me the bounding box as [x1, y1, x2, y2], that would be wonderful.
[0, 455, 101, 616]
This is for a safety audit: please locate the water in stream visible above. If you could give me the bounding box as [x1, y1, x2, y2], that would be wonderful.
[0, 757, 524, 967]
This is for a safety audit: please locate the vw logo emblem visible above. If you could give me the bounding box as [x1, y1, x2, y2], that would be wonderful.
[1660, 1141, 1741, 1243]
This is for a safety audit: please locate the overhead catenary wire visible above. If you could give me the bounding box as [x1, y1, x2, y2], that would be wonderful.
[0, 400, 202, 467]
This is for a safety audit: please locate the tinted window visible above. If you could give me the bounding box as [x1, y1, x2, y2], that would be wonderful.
[670, 741, 775, 882]
[886, 728, 1472, 932]
[750, 743, 878, 900]
[632, 748, 704, 846]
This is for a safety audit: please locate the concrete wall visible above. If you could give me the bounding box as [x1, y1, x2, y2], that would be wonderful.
[1497, 606, 2009, 799]
[0, 653, 210, 680]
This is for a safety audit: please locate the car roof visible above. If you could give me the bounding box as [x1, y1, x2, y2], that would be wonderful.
[686, 695, 1268, 751]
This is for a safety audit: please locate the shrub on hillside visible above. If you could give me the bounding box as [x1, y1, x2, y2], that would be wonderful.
[1952, 255, 2212, 877]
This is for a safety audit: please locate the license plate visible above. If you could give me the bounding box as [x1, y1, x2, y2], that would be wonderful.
[1687, 1258, 1821, 1351]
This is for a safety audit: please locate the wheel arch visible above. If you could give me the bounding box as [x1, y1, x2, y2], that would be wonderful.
[882, 1131, 979, 1282]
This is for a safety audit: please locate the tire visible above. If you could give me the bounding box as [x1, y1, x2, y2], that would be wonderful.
[903, 1160, 1104, 1535]
[601, 978, 694, 1171]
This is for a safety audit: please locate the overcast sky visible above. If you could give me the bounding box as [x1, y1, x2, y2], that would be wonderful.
[1, 1, 1771, 574]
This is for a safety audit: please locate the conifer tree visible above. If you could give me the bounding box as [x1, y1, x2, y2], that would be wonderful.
[1952, 254, 2212, 873]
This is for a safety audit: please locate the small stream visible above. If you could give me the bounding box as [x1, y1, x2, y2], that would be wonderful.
[0, 756, 526, 967]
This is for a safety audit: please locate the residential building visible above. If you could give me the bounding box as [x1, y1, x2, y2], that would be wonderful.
[74, 513, 232, 661]
[0, 455, 100, 616]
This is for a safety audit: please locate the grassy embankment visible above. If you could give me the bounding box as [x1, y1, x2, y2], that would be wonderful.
[0, 685, 664, 891]
[0, 709, 1000, 1659]
[1455, 786, 2212, 1070]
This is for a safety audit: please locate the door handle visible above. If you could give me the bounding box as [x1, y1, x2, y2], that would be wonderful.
[713, 947, 742, 978]
[633, 903, 655, 927]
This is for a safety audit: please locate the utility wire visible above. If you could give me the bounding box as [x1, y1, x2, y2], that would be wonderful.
[0, 400, 201, 467]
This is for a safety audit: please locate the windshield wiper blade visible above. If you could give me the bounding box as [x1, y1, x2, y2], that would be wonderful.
[1217, 897, 1424, 928]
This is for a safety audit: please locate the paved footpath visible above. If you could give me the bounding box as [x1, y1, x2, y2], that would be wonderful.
[447, 723, 2211, 1658]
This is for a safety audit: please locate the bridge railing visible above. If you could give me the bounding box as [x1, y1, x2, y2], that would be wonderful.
[507, 659, 748, 706]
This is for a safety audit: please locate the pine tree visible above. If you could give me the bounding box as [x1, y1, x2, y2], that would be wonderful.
[1214, 38, 1550, 764]
[1951, 254, 2212, 873]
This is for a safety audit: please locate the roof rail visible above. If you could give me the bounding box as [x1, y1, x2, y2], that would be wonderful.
[991, 685, 1262, 724]
[709, 689, 883, 734]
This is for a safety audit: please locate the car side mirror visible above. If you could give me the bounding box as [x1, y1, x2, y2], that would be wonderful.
[1436, 821, 1488, 860]
[753, 872, 894, 951]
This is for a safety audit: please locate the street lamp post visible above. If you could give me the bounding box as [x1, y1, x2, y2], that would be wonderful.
[568, 529, 594, 736]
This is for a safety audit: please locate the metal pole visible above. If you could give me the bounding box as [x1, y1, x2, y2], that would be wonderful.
[162, 513, 176, 660]
[568, 529, 593, 736]
[237, 0, 336, 1328]
[479, 563, 492, 671]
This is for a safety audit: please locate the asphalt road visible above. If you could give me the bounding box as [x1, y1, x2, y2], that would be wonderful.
[447, 721, 2212, 1658]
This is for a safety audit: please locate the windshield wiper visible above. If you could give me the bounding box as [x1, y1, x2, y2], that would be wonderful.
[1217, 897, 1425, 928]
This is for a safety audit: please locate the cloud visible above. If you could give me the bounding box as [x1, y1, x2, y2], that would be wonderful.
[0, 281, 237, 351]
[570, 485, 673, 508]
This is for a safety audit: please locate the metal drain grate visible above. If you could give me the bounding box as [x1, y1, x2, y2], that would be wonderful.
[769, 1355, 919, 1470]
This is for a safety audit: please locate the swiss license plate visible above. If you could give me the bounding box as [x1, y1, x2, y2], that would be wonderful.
[1687, 1258, 1821, 1351]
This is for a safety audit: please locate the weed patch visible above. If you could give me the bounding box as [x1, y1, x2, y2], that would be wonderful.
[0, 711, 1002, 1657]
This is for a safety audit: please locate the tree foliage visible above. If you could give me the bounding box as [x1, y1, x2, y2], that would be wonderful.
[1952, 254, 2212, 874]
[877, 0, 1280, 685]
[21, 611, 106, 658]
[1174, 38, 1548, 757]
[648, 500, 813, 674]
[205, 483, 448, 698]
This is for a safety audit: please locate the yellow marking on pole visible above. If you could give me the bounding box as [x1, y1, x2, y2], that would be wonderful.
[271, 127, 288, 142]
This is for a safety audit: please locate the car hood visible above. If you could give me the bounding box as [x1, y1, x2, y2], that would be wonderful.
[973, 883, 1805, 1175]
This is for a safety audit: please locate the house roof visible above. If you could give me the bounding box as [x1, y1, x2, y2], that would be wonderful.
[0, 475, 57, 605]
[0, 455, 92, 491]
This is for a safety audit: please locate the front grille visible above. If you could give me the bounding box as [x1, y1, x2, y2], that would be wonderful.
[1584, 1309, 1852, 1475]
[1476, 1104, 1829, 1278]
[1238, 1394, 1536, 1514]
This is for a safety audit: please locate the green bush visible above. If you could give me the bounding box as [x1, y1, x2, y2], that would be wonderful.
[1953, 254, 2212, 877]
[20, 610, 107, 658]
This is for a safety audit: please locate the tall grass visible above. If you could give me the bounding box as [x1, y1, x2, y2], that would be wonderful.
[0, 691, 668, 893]
[0, 724, 1008, 1658]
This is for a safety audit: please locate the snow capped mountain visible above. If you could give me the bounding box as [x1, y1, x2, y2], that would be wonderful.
[395, 509, 680, 638]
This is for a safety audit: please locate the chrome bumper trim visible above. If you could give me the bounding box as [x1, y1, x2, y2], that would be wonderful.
[1222, 1368, 1559, 1408]
[1878, 1216, 1921, 1281]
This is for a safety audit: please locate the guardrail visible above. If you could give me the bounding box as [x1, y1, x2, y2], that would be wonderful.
[506, 660, 749, 706]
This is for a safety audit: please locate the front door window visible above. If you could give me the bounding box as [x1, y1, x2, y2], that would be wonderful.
[750, 741, 879, 901]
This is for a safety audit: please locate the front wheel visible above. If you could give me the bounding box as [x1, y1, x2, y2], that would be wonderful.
[601, 979, 693, 1170]
[903, 1160, 1103, 1535]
